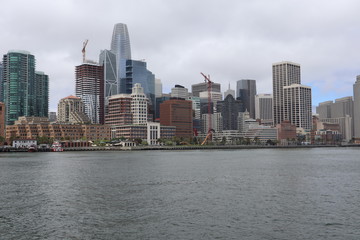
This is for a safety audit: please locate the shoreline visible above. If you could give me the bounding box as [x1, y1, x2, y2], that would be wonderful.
[2, 144, 360, 152]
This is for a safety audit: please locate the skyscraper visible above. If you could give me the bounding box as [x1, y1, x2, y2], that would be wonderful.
[353, 76, 360, 139]
[171, 85, 189, 99]
[99, 49, 118, 97]
[57, 95, 90, 124]
[0, 62, 3, 102]
[283, 84, 312, 131]
[255, 94, 273, 124]
[272, 61, 301, 125]
[216, 94, 243, 130]
[75, 62, 104, 124]
[191, 82, 221, 97]
[35, 71, 49, 118]
[110, 23, 131, 94]
[2, 50, 47, 125]
[131, 83, 148, 125]
[236, 79, 257, 119]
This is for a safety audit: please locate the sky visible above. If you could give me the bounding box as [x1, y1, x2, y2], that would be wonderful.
[1, 0, 360, 112]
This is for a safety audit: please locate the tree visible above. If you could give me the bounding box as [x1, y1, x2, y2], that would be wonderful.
[221, 136, 227, 145]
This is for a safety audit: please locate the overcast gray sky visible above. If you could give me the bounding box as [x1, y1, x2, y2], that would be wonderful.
[1, 0, 360, 112]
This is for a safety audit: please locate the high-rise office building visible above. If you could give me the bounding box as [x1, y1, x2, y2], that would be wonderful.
[353, 76, 360, 139]
[216, 94, 243, 130]
[0, 102, 5, 138]
[57, 95, 90, 124]
[171, 85, 189, 99]
[131, 83, 148, 125]
[255, 94, 273, 124]
[160, 98, 193, 138]
[35, 71, 49, 118]
[283, 84, 312, 131]
[105, 94, 132, 126]
[2, 50, 48, 125]
[272, 61, 301, 125]
[191, 82, 221, 97]
[75, 62, 104, 124]
[110, 23, 132, 94]
[316, 101, 333, 119]
[236, 79, 257, 119]
[125, 59, 155, 109]
[99, 49, 118, 97]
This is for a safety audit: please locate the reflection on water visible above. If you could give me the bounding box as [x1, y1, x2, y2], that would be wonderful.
[0, 148, 360, 239]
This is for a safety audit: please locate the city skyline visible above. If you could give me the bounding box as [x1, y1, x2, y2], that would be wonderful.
[1, 0, 360, 112]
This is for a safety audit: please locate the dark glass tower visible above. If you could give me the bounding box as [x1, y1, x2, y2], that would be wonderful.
[236, 79, 257, 119]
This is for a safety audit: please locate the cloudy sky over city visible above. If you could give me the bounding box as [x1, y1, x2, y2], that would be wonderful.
[1, 0, 360, 111]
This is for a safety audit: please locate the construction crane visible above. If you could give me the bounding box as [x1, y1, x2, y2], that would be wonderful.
[200, 72, 213, 144]
[82, 39, 89, 63]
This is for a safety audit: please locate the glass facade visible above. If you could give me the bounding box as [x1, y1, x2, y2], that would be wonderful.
[2, 51, 48, 125]
[99, 50, 118, 97]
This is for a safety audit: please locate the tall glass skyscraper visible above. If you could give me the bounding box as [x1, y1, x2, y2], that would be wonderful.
[99, 49, 117, 98]
[2, 50, 46, 125]
[110, 23, 131, 94]
[236, 79, 257, 119]
[35, 71, 49, 118]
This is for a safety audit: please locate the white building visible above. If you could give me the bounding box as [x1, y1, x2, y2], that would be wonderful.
[131, 83, 148, 125]
[283, 84, 312, 131]
[155, 78, 163, 98]
[255, 93, 273, 125]
[171, 85, 189, 99]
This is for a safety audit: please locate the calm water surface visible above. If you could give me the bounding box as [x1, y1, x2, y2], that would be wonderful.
[0, 148, 360, 239]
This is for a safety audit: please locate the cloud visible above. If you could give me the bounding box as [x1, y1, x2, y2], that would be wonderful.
[1, 0, 360, 112]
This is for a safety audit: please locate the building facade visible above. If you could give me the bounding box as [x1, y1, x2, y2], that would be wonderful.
[105, 94, 132, 126]
[99, 49, 118, 98]
[2, 50, 41, 125]
[171, 85, 189, 99]
[191, 82, 221, 97]
[217, 94, 243, 130]
[75, 62, 104, 124]
[283, 84, 312, 131]
[131, 83, 148, 125]
[0, 102, 5, 139]
[272, 61, 301, 125]
[57, 95, 90, 124]
[354, 76, 360, 139]
[236, 79, 257, 119]
[160, 99, 193, 138]
[255, 94, 273, 125]
[35, 71, 49, 118]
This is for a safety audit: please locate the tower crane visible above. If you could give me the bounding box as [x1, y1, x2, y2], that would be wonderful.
[82, 39, 89, 63]
[200, 72, 213, 144]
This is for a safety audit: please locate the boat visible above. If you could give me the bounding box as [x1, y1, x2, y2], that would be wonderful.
[28, 145, 38, 152]
[50, 141, 63, 152]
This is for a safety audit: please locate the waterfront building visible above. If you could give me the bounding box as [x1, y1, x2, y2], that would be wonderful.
[236, 79, 257, 119]
[6, 121, 110, 142]
[354, 76, 360, 139]
[255, 94, 273, 125]
[283, 84, 312, 131]
[75, 62, 104, 124]
[276, 120, 297, 145]
[0, 102, 5, 139]
[320, 116, 352, 142]
[171, 85, 189, 99]
[155, 96, 171, 120]
[272, 61, 301, 125]
[131, 83, 148, 125]
[191, 82, 221, 97]
[238, 110, 251, 133]
[105, 94, 132, 126]
[57, 96, 90, 124]
[112, 123, 175, 144]
[99, 49, 118, 97]
[160, 98, 193, 138]
[243, 126, 278, 144]
[2, 50, 48, 125]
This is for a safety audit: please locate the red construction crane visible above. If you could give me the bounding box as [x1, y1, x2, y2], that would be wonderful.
[200, 72, 213, 142]
[82, 39, 89, 63]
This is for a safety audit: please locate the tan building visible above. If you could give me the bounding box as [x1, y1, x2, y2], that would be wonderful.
[57, 95, 90, 124]
[6, 123, 110, 142]
[105, 94, 132, 126]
